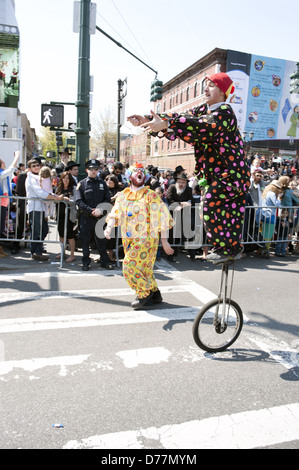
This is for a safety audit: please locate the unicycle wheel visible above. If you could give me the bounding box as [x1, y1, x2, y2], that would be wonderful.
[192, 298, 243, 353]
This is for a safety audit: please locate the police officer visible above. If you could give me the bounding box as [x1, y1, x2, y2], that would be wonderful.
[76, 159, 114, 271]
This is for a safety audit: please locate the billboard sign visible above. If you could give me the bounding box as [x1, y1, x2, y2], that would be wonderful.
[227, 50, 299, 142]
[0, 24, 19, 109]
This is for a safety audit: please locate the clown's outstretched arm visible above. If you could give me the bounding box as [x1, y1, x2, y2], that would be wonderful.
[127, 114, 150, 127]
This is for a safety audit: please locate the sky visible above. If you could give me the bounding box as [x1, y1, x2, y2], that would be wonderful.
[14, 0, 299, 137]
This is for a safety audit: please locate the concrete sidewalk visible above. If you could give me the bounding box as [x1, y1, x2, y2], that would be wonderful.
[0, 240, 80, 273]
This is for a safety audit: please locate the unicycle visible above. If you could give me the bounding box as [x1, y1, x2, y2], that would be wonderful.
[192, 260, 243, 353]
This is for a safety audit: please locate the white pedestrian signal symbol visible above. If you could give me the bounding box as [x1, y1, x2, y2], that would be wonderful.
[41, 104, 64, 127]
[43, 108, 53, 124]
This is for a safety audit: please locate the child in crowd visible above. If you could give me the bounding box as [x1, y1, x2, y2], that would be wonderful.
[155, 186, 167, 204]
[39, 166, 54, 218]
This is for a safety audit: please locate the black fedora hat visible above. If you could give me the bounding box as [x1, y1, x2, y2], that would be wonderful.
[66, 160, 80, 169]
[174, 165, 186, 173]
[59, 147, 72, 155]
[174, 171, 189, 181]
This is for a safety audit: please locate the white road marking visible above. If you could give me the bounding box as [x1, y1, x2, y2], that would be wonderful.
[0, 306, 201, 333]
[0, 346, 206, 379]
[116, 347, 171, 368]
[0, 355, 89, 376]
[0, 285, 187, 303]
[63, 402, 299, 449]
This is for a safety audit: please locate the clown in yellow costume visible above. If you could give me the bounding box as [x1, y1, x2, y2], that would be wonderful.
[104, 163, 174, 309]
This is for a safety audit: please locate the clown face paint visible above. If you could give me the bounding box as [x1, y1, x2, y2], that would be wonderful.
[130, 168, 146, 188]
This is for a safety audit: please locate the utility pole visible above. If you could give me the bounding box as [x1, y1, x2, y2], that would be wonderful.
[116, 78, 127, 161]
[75, 0, 91, 178]
[116, 79, 122, 162]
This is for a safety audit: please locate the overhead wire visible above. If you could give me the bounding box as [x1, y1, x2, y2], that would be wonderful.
[109, 0, 157, 70]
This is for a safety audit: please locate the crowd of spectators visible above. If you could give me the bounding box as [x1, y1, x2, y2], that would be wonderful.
[0, 149, 299, 264]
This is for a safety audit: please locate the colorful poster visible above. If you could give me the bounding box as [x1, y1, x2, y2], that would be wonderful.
[245, 54, 285, 141]
[226, 50, 299, 142]
[0, 27, 20, 109]
[276, 60, 299, 142]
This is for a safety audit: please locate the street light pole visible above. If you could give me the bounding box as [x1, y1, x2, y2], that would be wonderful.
[116, 79, 122, 162]
[75, 0, 90, 179]
[1, 121, 8, 138]
[116, 78, 127, 162]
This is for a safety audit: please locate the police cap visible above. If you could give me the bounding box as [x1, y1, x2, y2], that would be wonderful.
[85, 159, 100, 169]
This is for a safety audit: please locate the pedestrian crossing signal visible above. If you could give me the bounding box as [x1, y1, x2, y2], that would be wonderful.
[41, 104, 64, 127]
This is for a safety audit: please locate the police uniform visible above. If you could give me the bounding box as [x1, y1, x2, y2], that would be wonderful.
[76, 159, 113, 270]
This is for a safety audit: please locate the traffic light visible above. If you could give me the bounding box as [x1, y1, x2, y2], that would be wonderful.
[55, 131, 63, 147]
[290, 63, 299, 94]
[150, 79, 163, 102]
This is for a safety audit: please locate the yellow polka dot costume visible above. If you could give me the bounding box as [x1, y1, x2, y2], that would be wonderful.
[106, 185, 174, 299]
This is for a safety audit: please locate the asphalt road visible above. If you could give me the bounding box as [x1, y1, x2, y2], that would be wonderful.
[0, 244, 298, 450]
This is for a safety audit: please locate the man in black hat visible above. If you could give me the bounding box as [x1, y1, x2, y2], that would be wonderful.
[168, 165, 186, 186]
[148, 166, 161, 190]
[166, 172, 194, 260]
[76, 159, 114, 271]
[66, 160, 80, 184]
[56, 148, 71, 177]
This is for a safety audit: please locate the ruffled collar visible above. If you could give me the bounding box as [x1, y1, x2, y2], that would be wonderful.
[123, 186, 149, 201]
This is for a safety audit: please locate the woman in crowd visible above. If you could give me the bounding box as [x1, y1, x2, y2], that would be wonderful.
[55, 171, 77, 263]
[105, 174, 121, 264]
[277, 175, 299, 254]
[261, 180, 283, 258]
[0, 151, 19, 257]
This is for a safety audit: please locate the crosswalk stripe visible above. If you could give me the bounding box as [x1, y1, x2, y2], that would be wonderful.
[63, 402, 299, 449]
[0, 306, 202, 333]
[0, 285, 187, 302]
[0, 345, 207, 377]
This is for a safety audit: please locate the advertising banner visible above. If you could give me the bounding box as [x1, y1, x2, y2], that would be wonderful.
[0, 24, 19, 109]
[226, 50, 299, 142]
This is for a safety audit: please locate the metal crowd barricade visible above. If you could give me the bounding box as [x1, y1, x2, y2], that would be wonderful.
[0, 195, 69, 267]
[1, 196, 298, 268]
[112, 203, 299, 265]
[242, 204, 299, 248]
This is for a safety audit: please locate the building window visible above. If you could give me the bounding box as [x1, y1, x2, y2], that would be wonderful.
[186, 87, 189, 101]
[176, 93, 178, 104]
[201, 78, 206, 95]
[163, 100, 166, 112]
[180, 91, 183, 104]
[194, 82, 197, 98]
[170, 97, 172, 109]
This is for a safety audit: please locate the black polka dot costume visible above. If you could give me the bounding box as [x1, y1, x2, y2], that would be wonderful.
[156, 76, 250, 257]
